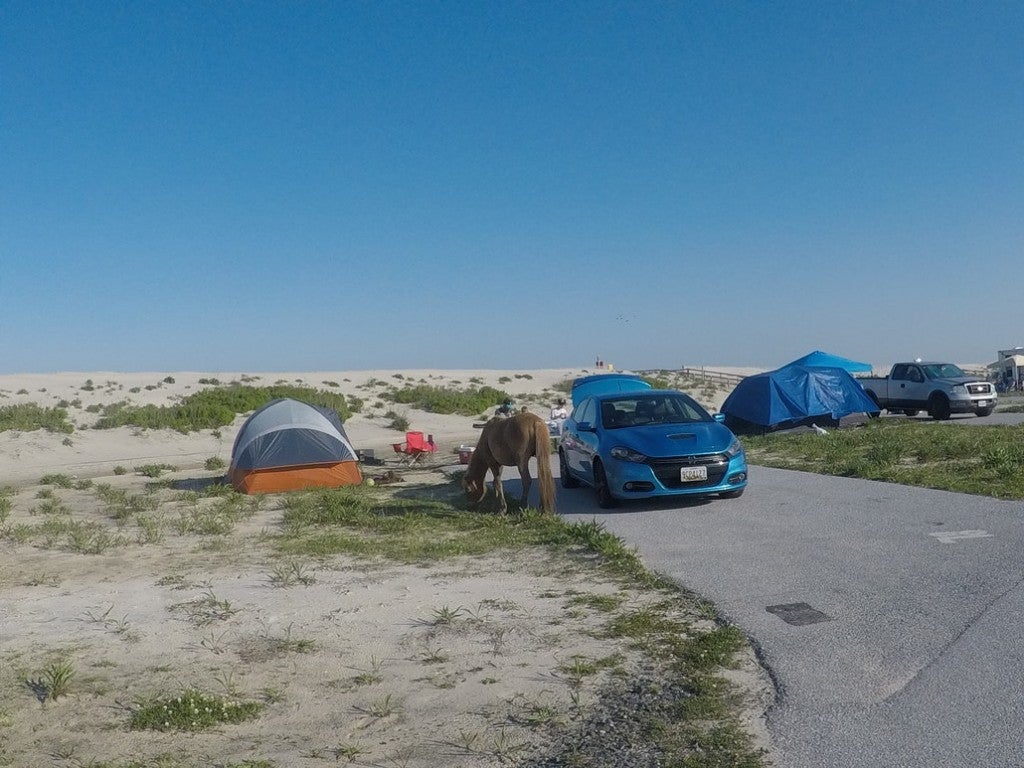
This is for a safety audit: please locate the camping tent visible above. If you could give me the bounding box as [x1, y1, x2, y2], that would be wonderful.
[721, 364, 880, 435]
[228, 398, 362, 494]
[785, 350, 873, 373]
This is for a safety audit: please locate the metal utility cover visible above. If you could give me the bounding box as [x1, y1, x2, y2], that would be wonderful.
[766, 602, 832, 626]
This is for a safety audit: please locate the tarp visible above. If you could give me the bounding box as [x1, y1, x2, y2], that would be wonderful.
[785, 350, 873, 373]
[721, 364, 880, 434]
[228, 398, 362, 493]
[571, 373, 652, 407]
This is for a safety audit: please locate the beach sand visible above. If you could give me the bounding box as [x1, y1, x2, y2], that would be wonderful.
[0, 368, 772, 767]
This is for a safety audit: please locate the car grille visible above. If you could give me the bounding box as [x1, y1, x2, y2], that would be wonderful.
[645, 454, 729, 489]
[967, 383, 993, 395]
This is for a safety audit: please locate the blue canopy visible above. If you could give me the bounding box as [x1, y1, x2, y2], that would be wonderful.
[721, 364, 879, 432]
[785, 350, 872, 373]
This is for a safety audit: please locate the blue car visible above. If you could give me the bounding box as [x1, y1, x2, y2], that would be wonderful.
[559, 387, 748, 508]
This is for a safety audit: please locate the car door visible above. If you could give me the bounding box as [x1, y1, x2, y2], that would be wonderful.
[890, 364, 918, 409]
[564, 398, 597, 479]
[900, 364, 928, 406]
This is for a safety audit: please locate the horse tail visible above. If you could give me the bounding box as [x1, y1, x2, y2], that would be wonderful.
[534, 420, 556, 514]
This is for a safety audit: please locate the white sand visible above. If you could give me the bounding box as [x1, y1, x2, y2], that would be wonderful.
[0, 367, 773, 767]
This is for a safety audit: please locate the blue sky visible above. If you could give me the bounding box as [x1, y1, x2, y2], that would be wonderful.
[2, 1, 1021, 373]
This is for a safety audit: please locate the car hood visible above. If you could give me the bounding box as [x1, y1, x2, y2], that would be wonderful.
[932, 376, 987, 386]
[607, 421, 737, 457]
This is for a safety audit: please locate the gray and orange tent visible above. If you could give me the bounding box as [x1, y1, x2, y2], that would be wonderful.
[228, 398, 362, 494]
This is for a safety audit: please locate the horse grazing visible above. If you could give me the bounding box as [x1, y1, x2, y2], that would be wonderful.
[463, 411, 555, 515]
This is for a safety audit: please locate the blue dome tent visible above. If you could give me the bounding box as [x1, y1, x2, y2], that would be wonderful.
[721, 364, 880, 435]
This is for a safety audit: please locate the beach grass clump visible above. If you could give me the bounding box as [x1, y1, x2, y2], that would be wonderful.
[130, 688, 263, 731]
[92, 384, 357, 433]
[386, 384, 511, 416]
[0, 403, 74, 434]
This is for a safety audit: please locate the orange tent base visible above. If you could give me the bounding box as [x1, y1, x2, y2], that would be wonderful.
[229, 461, 363, 494]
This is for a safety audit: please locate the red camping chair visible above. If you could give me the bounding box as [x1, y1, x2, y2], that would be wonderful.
[391, 431, 437, 465]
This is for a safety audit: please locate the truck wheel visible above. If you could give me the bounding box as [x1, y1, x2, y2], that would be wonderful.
[903, 410, 919, 417]
[976, 407, 994, 417]
[928, 394, 951, 421]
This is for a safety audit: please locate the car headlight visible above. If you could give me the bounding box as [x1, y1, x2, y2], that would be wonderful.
[610, 446, 648, 463]
[725, 437, 744, 459]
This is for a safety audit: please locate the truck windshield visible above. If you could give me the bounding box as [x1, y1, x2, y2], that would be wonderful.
[922, 364, 967, 379]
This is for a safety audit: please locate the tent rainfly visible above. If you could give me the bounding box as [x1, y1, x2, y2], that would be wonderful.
[784, 350, 873, 373]
[228, 398, 362, 494]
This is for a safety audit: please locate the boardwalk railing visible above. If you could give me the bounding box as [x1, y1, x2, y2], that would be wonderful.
[638, 368, 749, 388]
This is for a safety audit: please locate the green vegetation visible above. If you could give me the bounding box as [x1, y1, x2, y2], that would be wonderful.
[0, 403, 74, 433]
[205, 456, 226, 471]
[129, 688, 263, 731]
[743, 420, 1024, 498]
[386, 383, 511, 416]
[92, 384, 357, 433]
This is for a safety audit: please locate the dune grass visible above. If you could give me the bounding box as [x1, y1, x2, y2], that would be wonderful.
[92, 384, 360, 433]
[0, 404, 74, 434]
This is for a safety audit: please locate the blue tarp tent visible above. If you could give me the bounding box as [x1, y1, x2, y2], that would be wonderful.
[785, 350, 873, 373]
[721, 364, 880, 434]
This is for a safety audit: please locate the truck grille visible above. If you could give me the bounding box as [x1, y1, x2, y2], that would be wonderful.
[645, 454, 729, 489]
[968, 383, 994, 395]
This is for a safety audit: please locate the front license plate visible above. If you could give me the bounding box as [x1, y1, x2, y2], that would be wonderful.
[977, 400, 988, 406]
[680, 466, 707, 482]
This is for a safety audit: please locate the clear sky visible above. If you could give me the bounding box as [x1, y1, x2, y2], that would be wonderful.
[2, 1, 1021, 374]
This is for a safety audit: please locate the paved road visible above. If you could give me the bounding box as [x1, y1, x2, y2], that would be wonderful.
[512, 454, 1024, 767]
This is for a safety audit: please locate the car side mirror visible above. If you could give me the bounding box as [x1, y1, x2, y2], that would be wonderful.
[713, 413, 725, 423]
[577, 421, 595, 432]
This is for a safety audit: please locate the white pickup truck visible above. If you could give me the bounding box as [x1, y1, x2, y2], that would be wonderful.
[858, 362, 997, 420]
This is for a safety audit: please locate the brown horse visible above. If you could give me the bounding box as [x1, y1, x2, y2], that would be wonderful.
[463, 411, 555, 514]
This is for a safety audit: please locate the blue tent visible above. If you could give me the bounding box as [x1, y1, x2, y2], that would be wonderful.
[785, 350, 872, 373]
[721, 364, 880, 434]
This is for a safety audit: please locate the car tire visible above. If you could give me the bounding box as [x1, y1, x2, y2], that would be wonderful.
[593, 461, 618, 509]
[903, 409, 919, 417]
[928, 394, 951, 421]
[976, 407, 994, 417]
[720, 487, 745, 499]
[559, 450, 580, 488]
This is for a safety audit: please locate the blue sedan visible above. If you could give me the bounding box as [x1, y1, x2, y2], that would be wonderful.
[559, 389, 748, 508]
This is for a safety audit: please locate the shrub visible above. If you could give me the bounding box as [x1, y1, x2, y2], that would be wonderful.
[205, 456, 226, 471]
[0, 404, 74, 434]
[387, 384, 510, 416]
[93, 384, 354, 433]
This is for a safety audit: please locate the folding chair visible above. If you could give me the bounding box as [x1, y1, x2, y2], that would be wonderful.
[391, 431, 437, 465]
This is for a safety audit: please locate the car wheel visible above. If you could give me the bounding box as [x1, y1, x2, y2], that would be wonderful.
[976, 407, 994, 417]
[928, 394, 951, 421]
[720, 487, 745, 499]
[903, 410, 919, 417]
[559, 450, 580, 488]
[593, 461, 618, 509]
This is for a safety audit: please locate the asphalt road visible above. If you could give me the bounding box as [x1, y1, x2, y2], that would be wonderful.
[506, 428, 1024, 767]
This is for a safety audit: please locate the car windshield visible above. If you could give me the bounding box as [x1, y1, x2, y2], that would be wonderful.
[922, 363, 967, 379]
[600, 394, 711, 429]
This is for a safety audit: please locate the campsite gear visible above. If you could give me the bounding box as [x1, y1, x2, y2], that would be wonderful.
[721, 365, 880, 435]
[228, 398, 362, 494]
[458, 444, 475, 464]
[392, 431, 437, 465]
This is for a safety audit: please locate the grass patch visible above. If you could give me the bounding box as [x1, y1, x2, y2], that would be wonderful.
[92, 384, 357, 433]
[743, 420, 1024, 498]
[0, 403, 74, 433]
[386, 384, 511, 416]
[130, 688, 263, 731]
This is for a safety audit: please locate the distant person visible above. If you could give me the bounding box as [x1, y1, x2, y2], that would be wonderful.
[495, 398, 515, 418]
[549, 398, 569, 421]
[548, 397, 569, 438]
